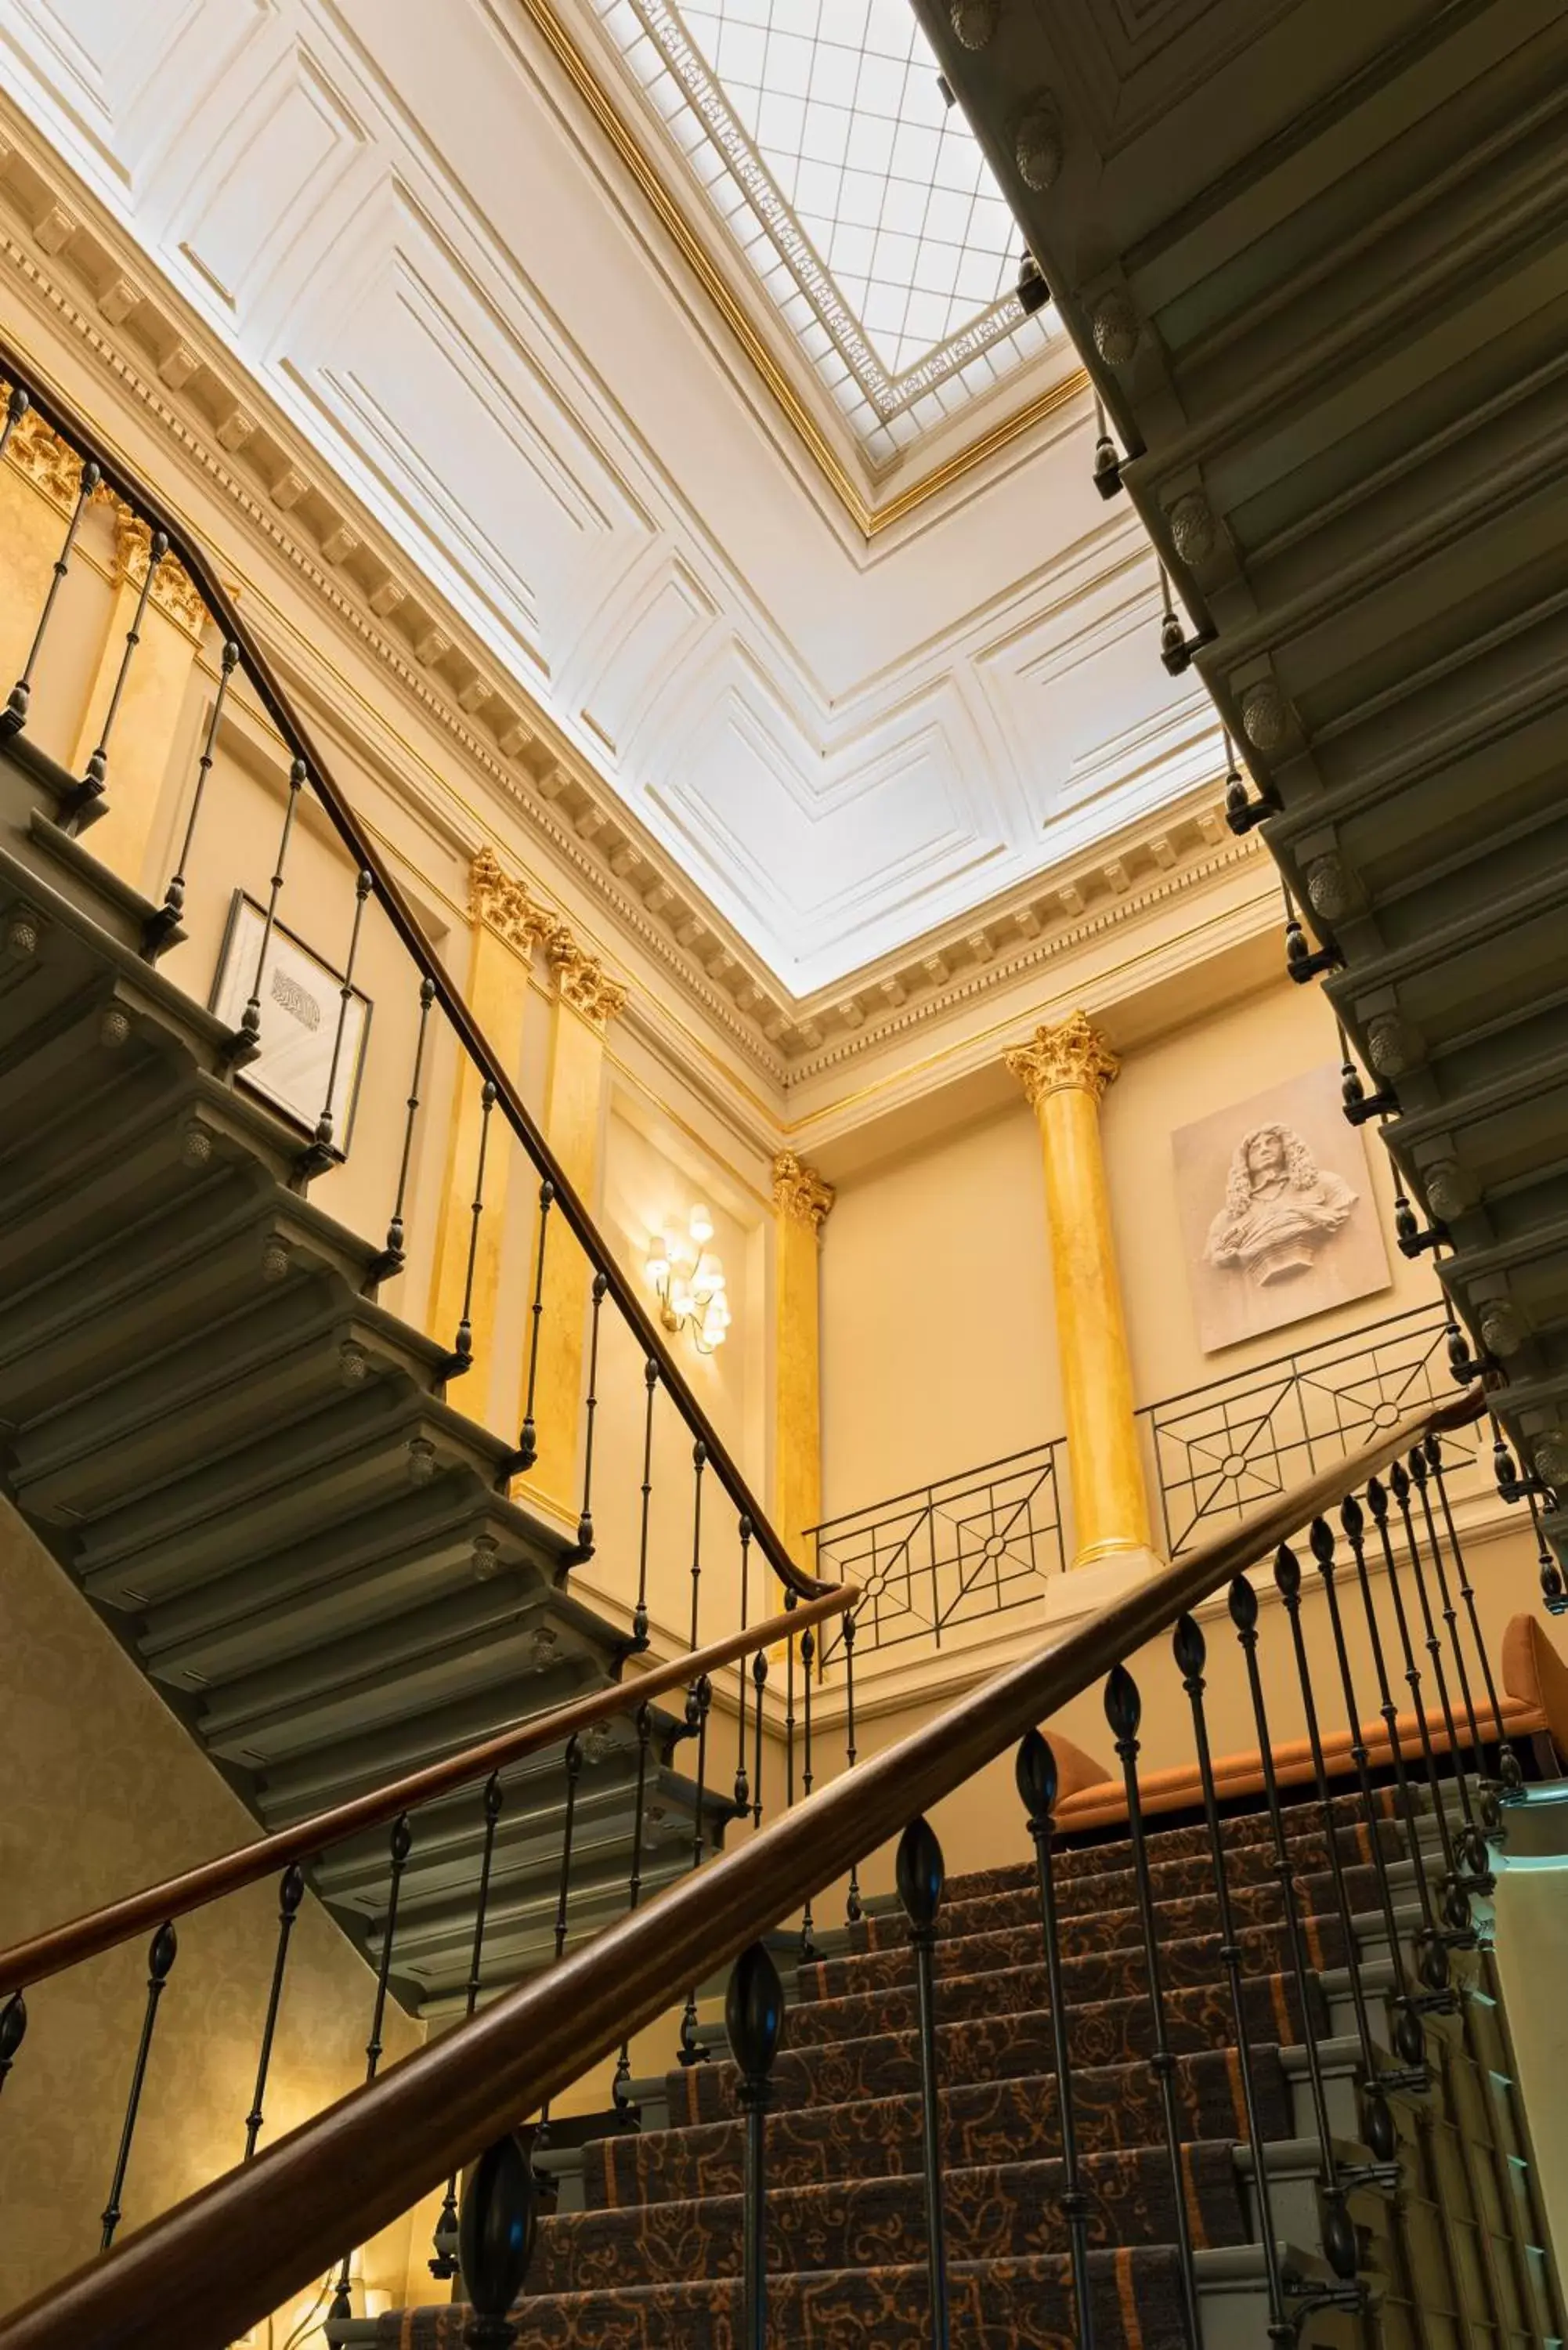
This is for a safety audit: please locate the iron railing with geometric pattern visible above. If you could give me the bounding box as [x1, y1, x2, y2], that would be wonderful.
[808, 1441, 1066, 1663]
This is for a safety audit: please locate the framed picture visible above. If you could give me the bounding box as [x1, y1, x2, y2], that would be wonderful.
[211, 891, 371, 1154]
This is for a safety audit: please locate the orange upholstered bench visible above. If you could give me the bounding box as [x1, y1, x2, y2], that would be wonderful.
[1045, 1613, 1565, 1838]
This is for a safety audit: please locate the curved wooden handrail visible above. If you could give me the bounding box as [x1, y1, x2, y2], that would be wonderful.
[0, 1586, 854, 2001]
[0, 332, 826, 1608]
[0, 1390, 1483, 2350]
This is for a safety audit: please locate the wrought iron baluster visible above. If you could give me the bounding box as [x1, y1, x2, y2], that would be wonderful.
[727, 1942, 785, 2350]
[734, 1515, 753, 1816]
[433, 1772, 507, 2276]
[844, 1609, 863, 1926]
[1426, 1432, 1522, 1791]
[785, 1588, 797, 1811]
[677, 1676, 713, 2066]
[1104, 1666, 1202, 2350]
[457, 2134, 537, 2350]
[611, 1704, 654, 2127]
[294, 867, 372, 1182]
[1366, 1476, 1468, 1927]
[330, 1812, 412, 2322]
[144, 638, 239, 957]
[1227, 1578, 1359, 2283]
[537, 1735, 583, 2146]
[575, 1273, 609, 1556]
[516, 1180, 555, 1469]
[0, 1990, 26, 2101]
[370, 975, 435, 1286]
[5, 455, 101, 735]
[243, 1862, 305, 2161]
[1307, 1517, 1429, 2067]
[632, 1358, 657, 1649]
[798, 1622, 821, 1962]
[750, 1649, 768, 1832]
[444, 1079, 497, 1378]
[1390, 1459, 1489, 1889]
[688, 1438, 706, 1650]
[0, 381, 27, 458]
[1016, 1733, 1093, 2350]
[1407, 1444, 1490, 1820]
[1169, 1618, 1292, 2338]
[70, 527, 171, 826]
[1526, 1480, 1565, 1611]
[1339, 1492, 1451, 1991]
[100, 1920, 177, 2250]
[231, 756, 305, 1067]
[898, 1817, 951, 2350]
[1274, 1546, 1403, 2149]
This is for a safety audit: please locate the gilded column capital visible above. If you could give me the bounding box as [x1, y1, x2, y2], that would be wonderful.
[1006, 1010, 1120, 1109]
[111, 507, 207, 639]
[547, 937, 627, 1034]
[469, 844, 559, 957]
[4, 403, 85, 507]
[772, 1149, 835, 1234]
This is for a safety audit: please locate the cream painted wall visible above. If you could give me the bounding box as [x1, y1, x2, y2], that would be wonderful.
[0, 1499, 424, 2324]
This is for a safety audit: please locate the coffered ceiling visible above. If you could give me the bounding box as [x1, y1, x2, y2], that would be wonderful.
[0, 0, 1214, 997]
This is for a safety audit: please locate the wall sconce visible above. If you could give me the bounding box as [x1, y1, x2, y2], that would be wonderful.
[646, 1206, 730, 1354]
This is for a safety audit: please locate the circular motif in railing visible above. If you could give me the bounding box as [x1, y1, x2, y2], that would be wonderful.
[1372, 1400, 1400, 1428]
[983, 1534, 1008, 1561]
[1221, 1453, 1250, 1481]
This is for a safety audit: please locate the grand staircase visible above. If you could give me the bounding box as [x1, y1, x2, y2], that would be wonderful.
[905, 0, 1568, 1569]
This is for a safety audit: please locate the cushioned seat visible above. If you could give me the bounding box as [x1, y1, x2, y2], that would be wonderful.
[1047, 1614, 1563, 1838]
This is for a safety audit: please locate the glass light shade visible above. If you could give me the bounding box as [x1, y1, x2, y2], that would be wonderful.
[670, 1279, 694, 1318]
[707, 1267, 727, 1291]
[688, 1205, 714, 1246]
[645, 1234, 670, 1282]
[706, 1321, 727, 1347]
[691, 1264, 717, 1300]
[706, 1294, 732, 1329]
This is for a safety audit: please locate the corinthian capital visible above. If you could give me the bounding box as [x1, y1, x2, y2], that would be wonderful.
[772, 1149, 835, 1233]
[1006, 1010, 1120, 1108]
[547, 938, 627, 1033]
[469, 846, 559, 958]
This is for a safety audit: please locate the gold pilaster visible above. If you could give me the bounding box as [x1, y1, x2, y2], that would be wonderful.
[1006, 1011, 1154, 1568]
[772, 1149, 835, 1582]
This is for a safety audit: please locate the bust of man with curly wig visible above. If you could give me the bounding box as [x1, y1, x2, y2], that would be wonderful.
[1203, 1123, 1356, 1289]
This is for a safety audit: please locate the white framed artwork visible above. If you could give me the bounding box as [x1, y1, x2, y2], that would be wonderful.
[211, 892, 371, 1153]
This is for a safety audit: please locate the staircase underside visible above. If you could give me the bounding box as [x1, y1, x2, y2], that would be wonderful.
[910, 0, 1568, 1559]
[0, 737, 717, 2012]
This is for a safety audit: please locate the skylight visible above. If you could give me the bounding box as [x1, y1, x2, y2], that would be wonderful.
[592, 0, 1059, 465]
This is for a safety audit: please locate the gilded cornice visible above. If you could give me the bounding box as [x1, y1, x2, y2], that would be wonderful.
[1006, 1010, 1121, 1108]
[771, 1148, 834, 1231]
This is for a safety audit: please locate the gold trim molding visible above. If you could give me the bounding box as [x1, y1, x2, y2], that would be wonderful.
[771, 1148, 835, 1232]
[1006, 1010, 1121, 1108]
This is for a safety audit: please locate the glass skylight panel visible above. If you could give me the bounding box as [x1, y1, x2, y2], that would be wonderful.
[591, 0, 1057, 461]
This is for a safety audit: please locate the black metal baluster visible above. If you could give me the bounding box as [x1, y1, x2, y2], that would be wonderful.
[1227, 1578, 1359, 2283]
[296, 867, 372, 1181]
[516, 1180, 555, 1469]
[1168, 1622, 1292, 2339]
[750, 1649, 768, 1832]
[632, 1358, 657, 1649]
[1390, 1459, 1490, 1890]
[785, 1588, 797, 1810]
[1366, 1477, 1469, 1931]
[1274, 1546, 1404, 2153]
[1104, 1666, 1202, 2350]
[611, 1704, 654, 2127]
[1426, 1432, 1523, 1791]
[727, 1942, 785, 2350]
[1016, 1732, 1094, 2350]
[243, 1862, 305, 2160]
[537, 1735, 583, 2146]
[1307, 1517, 1429, 2068]
[1339, 1493, 1451, 1994]
[370, 976, 435, 1286]
[798, 1622, 821, 1962]
[100, 1920, 177, 2249]
[0, 381, 27, 458]
[443, 1080, 497, 1379]
[734, 1515, 753, 1816]
[1526, 1480, 1566, 1611]
[688, 1438, 706, 1650]
[898, 1817, 951, 2350]
[433, 1772, 507, 2276]
[69, 527, 170, 826]
[1407, 1446, 1491, 1829]
[0, 1991, 26, 2101]
[144, 638, 239, 957]
[457, 2134, 537, 2350]
[844, 1610, 863, 1927]
[330, 1812, 412, 2323]
[231, 755, 305, 1068]
[575, 1273, 609, 1556]
[4, 455, 101, 735]
[677, 1676, 714, 2066]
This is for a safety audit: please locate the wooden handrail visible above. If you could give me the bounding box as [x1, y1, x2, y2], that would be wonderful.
[0, 1587, 854, 2001]
[0, 333, 826, 1609]
[0, 1390, 1483, 2350]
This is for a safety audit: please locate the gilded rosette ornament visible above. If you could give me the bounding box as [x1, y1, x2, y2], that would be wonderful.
[1006, 1010, 1120, 1107]
[771, 1150, 835, 1232]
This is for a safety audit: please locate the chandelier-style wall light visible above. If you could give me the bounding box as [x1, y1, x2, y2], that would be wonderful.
[645, 1206, 730, 1354]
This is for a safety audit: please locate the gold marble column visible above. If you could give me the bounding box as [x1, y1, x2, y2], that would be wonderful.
[772, 1149, 836, 1582]
[1006, 1011, 1154, 1569]
[522, 933, 627, 1515]
[427, 849, 553, 1412]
